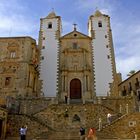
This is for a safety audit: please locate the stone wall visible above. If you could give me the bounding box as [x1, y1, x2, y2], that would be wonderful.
[8, 97, 56, 115]
[97, 96, 135, 114]
[6, 114, 48, 139]
[99, 113, 140, 139]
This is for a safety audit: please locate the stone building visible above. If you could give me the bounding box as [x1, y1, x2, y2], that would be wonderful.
[0, 37, 40, 105]
[0, 107, 7, 139]
[119, 70, 140, 99]
[39, 10, 119, 103]
[0, 11, 139, 140]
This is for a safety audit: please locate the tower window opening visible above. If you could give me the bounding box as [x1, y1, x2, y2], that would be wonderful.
[105, 35, 108, 38]
[41, 56, 44, 60]
[48, 22, 52, 29]
[98, 21, 102, 27]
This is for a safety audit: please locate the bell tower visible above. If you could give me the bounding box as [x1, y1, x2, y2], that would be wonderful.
[88, 10, 117, 96]
[39, 11, 61, 97]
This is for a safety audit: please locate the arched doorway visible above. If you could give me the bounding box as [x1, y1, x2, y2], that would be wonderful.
[70, 79, 81, 99]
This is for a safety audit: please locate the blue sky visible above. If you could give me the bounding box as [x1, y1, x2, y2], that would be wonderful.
[0, 0, 140, 80]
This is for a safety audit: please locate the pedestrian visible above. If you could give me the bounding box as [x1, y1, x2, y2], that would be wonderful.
[79, 126, 85, 140]
[86, 127, 97, 140]
[65, 95, 68, 104]
[107, 113, 112, 124]
[20, 125, 27, 140]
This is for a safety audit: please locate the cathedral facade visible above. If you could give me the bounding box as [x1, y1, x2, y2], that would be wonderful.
[39, 10, 118, 103]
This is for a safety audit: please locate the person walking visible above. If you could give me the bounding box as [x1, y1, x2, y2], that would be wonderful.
[65, 95, 68, 104]
[79, 126, 85, 140]
[107, 113, 112, 124]
[20, 125, 27, 140]
[86, 127, 97, 140]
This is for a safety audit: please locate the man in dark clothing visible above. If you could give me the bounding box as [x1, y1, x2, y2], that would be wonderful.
[80, 126, 85, 140]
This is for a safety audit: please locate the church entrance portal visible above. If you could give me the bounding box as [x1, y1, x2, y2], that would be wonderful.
[70, 79, 81, 99]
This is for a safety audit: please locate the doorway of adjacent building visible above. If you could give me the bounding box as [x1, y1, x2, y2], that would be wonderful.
[70, 78, 81, 99]
[0, 120, 2, 138]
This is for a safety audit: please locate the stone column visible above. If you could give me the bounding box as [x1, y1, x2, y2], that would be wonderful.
[24, 104, 27, 114]
[82, 75, 86, 104]
[139, 106, 140, 112]
[126, 104, 129, 114]
[51, 118, 54, 128]
[67, 96, 70, 105]
[97, 97, 101, 104]
[98, 118, 102, 131]
[134, 132, 137, 140]
[119, 105, 122, 113]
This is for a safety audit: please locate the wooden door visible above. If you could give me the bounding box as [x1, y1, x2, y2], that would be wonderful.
[70, 79, 81, 99]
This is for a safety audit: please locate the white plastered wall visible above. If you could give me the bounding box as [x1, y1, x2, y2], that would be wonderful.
[89, 16, 113, 96]
[39, 18, 60, 97]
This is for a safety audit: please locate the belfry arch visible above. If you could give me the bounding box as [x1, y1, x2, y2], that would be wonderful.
[70, 78, 81, 99]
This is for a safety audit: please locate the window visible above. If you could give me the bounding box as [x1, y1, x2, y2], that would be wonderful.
[42, 46, 45, 49]
[98, 21, 102, 27]
[129, 121, 136, 127]
[43, 37, 45, 40]
[41, 56, 44, 60]
[5, 77, 11, 86]
[123, 86, 126, 90]
[107, 55, 110, 59]
[48, 22, 52, 29]
[129, 82, 132, 91]
[135, 78, 139, 89]
[106, 45, 109, 48]
[73, 43, 78, 49]
[105, 35, 107, 38]
[10, 51, 16, 58]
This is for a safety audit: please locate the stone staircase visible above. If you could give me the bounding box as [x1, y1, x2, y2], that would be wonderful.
[8, 103, 138, 140]
[33, 103, 117, 130]
[97, 113, 140, 140]
[36, 129, 80, 140]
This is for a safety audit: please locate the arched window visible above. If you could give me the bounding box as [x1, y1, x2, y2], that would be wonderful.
[98, 21, 102, 27]
[48, 22, 52, 29]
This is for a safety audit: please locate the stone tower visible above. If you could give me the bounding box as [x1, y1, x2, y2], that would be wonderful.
[39, 12, 61, 97]
[88, 10, 117, 96]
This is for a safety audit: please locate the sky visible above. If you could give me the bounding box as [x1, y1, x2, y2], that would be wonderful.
[0, 0, 140, 80]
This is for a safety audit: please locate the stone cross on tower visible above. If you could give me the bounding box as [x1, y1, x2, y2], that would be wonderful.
[73, 23, 77, 31]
